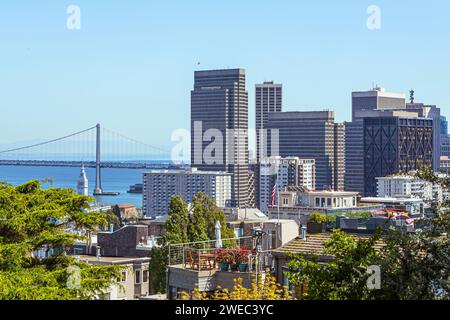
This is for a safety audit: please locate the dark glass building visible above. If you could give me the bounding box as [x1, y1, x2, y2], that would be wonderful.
[363, 116, 433, 196]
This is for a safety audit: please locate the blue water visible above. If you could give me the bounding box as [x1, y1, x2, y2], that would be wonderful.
[0, 166, 144, 207]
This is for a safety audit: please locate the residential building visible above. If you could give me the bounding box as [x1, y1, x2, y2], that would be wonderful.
[255, 81, 282, 162]
[360, 197, 425, 218]
[363, 114, 434, 196]
[272, 233, 385, 291]
[267, 186, 384, 225]
[376, 175, 442, 203]
[77, 255, 150, 300]
[142, 168, 232, 217]
[191, 69, 249, 208]
[267, 111, 344, 191]
[257, 156, 316, 213]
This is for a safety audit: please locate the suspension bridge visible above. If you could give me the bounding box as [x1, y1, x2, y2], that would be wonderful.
[0, 124, 185, 195]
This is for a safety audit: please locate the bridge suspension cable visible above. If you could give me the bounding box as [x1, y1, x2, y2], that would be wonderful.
[0, 126, 97, 155]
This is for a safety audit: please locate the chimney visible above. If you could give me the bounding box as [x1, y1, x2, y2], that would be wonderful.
[300, 225, 307, 241]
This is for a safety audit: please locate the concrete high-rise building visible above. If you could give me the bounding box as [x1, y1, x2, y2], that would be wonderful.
[351, 87, 406, 122]
[142, 168, 232, 217]
[377, 175, 442, 203]
[405, 103, 441, 171]
[267, 111, 344, 191]
[345, 88, 407, 195]
[440, 116, 448, 136]
[364, 114, 433, 196]
[255, 82, 282, 162]
[257, 156, 316, 213]
[77, 163, 88, 196]
[191, 69, 249, 208]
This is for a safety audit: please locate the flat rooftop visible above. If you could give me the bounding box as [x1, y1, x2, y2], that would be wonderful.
[75, 255, 150, 265]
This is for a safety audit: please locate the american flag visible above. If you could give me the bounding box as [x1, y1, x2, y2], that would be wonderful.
[271, 184, 277, 206]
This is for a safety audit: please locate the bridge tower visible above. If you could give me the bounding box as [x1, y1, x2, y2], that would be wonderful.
[94, 123, 103, 195]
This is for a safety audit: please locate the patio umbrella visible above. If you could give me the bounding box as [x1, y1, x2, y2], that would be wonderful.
[215, 220, 222, 249]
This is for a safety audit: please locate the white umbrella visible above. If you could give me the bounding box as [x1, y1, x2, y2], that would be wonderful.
[215, 220, 222, 248]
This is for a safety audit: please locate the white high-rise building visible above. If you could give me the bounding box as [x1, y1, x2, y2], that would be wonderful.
[77, 163, 89, 196]
[258, 156, 316, 213]
[142, 168, 232, 217]
[376, 175, 443, 203]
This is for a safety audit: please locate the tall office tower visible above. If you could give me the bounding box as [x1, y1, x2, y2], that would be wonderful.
[352, 87, 406, 122]
[440, 116, 448, 136]
[191, 69, 249, 208]
[345, 87, 407, 195]
[267, 111, 344, 191]
[405, 103, 441, 171]
[334, 123, 346, 191]
[257, 156, 316, 213]
[363, 113, 433, 196]
[142, 169, 232, 217]
[442, 135, 450, 157]
[255, 82, 282, 162]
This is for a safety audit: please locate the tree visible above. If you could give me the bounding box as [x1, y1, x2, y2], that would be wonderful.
[286, 229, 380, 300]
[286, 168, 449, 300]
[187, 193, 209, 243]
[165, 195, 190, 244]
[0, 181, 121, 300]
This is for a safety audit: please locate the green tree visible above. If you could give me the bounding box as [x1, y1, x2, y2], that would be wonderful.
[165, 195, 190, 244]
[187, 193, 209, 243]
[286, 168, 449, 300]
[286, 229, 380, 300]
[0, 181, 121, 300]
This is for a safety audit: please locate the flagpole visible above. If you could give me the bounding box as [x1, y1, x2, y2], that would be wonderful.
[277, 186, 280, 224]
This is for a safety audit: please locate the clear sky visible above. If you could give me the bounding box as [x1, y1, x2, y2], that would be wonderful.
[1, 0, 449, 150]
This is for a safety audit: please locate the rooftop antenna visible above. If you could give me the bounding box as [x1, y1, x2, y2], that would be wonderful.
[409, 89, 415, 104]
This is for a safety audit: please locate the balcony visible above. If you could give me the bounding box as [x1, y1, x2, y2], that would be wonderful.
[167, 236, 273, 298]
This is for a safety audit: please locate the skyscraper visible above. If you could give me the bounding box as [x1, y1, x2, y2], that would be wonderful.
[364, 113, 433, 196]
[191, 69, 249, 208]
[440, 116, 448, 136]
[255, 82, 282, 162]
[267, 111, 345, 191]
[345, 87, 407, 195]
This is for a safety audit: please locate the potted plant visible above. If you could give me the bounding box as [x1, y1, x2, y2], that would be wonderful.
[215, 249, 231, 272]
[237, 247, 250, 272]
[307, 212, 327, 234]
[229, 249, 240, 271]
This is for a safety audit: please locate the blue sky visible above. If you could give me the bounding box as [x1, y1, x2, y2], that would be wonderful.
[1, 0, 449, 150]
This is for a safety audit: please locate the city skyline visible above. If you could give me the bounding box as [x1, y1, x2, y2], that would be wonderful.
[1, 1, 450, 150]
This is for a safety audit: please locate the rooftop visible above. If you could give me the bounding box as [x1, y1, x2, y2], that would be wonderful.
[272, 233, 384, 259]
[75, 255, 150, 265]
